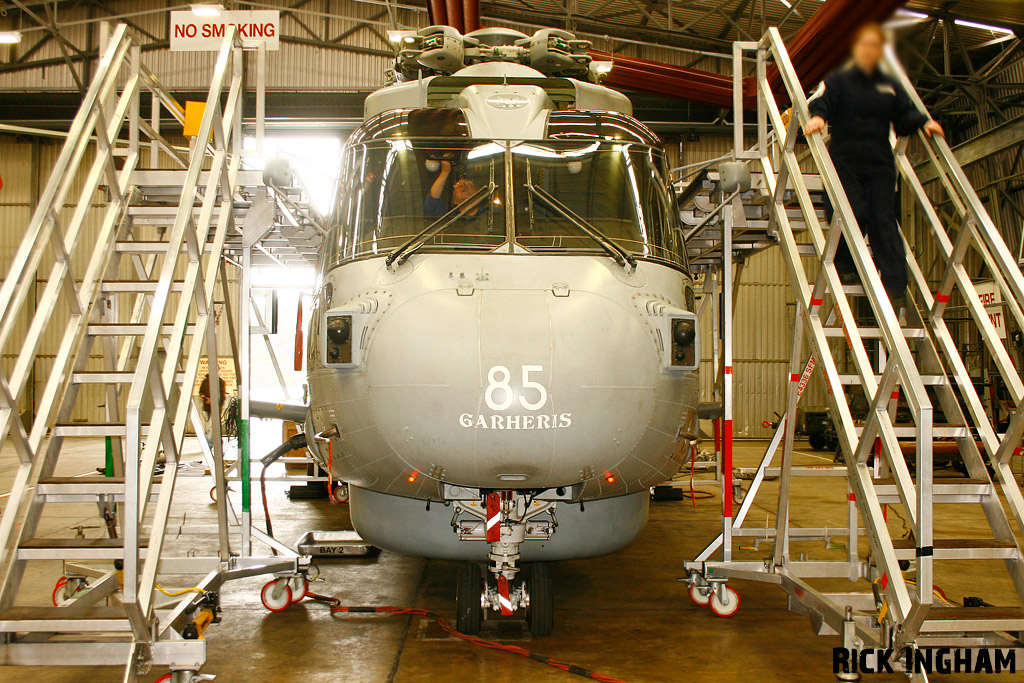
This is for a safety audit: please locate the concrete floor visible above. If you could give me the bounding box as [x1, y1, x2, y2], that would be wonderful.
[1, 432, 1022, 682]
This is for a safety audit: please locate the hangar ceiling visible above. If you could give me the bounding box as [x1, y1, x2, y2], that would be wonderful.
[0, 0, 1020, 142]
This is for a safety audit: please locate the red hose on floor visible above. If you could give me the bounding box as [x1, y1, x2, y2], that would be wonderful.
[305, 592, 630, 683]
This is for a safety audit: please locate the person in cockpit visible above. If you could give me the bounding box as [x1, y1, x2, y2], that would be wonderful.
[424, 160, 487, 218]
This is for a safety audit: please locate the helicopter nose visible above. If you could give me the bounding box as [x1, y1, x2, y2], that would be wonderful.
[364, 288, 662, 487]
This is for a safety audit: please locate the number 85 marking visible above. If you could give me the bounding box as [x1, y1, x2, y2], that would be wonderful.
[485, 365, 548, 411]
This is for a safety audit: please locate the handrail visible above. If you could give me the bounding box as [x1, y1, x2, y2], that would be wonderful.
[0, 22, 246, 638]
[882, 45, 1024, 559]
[125, 28, 245, 619]
[0, 23, 141, 613]
[748, 27, 936, 631]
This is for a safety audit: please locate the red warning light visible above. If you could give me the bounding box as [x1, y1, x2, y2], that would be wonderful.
[407, 471, 418, 483]
[604, 472, 615, 484]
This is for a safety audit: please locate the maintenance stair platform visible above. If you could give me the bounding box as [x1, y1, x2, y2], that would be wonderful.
[682, 28, 1024, 679]
[0, 24, 319, 680]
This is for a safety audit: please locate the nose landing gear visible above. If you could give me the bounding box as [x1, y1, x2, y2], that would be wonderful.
[453, 490, 556, 636]
[456, 561, 554, 636]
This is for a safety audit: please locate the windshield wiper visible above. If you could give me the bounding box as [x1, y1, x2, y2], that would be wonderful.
[524, 183, 637, 270]
[386, 182, 496, 268]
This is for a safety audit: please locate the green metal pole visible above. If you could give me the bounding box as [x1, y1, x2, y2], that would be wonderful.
[239, 407, 250, 513]
[104, 436, 114, 477]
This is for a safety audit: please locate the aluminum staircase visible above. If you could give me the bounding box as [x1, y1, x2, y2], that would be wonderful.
[0, 24, 303, 680]
[685, 28, 1024, 674]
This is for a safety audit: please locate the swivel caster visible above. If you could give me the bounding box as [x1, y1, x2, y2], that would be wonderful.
[688, 582, 711, 607]
[52, 576, 68, 607]
[260, 578, 292, 612]
[209, 485, 234, 503]
[709, 585, 740, 617]
[733, 483, 745, 504]
[289, 575, 309, 603]
[53, 576, 87, 606]
[686, 572, 711, 607]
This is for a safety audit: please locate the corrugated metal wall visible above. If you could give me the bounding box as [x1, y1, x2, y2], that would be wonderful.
[0, 131, 242, 423]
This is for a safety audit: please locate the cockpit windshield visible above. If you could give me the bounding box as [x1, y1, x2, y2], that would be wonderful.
[511, 141, 682, 263]
[328, 140, 507, 264]
[324, 138, 687, 269]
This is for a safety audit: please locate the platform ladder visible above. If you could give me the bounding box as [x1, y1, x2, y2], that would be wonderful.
[690, 28, 1024, 670]
[0, 24, 248, 678]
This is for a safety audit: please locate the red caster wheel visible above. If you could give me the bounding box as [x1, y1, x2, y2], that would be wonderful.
[709, 585, 740, 617]
[261, 579, 292, 612]
[155, 676, 172, 683]
[289, 576, 309, 603]
[52, 577, 69, 606]
[688, 582, 711, 607]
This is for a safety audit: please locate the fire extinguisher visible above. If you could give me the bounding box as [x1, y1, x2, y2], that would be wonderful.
[294, 296, 303, 372]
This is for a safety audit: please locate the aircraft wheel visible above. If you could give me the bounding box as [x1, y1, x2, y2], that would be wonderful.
[261, 579, 292, 612]
[525, 563, 553, 636]
[456, 562, 483, 635]
[709, 585, 740, 617]
[688, 582, 711, 607]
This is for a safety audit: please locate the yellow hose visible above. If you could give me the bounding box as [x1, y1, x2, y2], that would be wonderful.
[155, 584, 205, 597]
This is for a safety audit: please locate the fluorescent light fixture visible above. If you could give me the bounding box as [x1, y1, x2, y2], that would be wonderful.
[191, 4, 223, 17]
[777, 0, 792, 8]
[0, 31, 22, 44]
[954, 19, 1013, 34]
[896, 9, 929, 19]
[592, 61, 613, 74]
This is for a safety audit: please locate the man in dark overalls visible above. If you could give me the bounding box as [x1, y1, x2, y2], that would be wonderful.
[804, 22, 944, 309]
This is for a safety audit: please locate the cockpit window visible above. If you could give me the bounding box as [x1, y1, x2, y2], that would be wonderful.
[325, 138, 687, 271]
[511, 141, 685, 265]
[328, 140, 507, 264]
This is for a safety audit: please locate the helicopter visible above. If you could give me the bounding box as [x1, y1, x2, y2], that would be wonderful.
[302, 24, 700, 635]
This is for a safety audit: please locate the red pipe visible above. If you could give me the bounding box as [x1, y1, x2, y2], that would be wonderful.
[462, 0, 480, 33]
[427, 0, 447, 27]
[591, 50, 737, 108]
[445, 0, 464, 33]
[588, 0, 905, 108]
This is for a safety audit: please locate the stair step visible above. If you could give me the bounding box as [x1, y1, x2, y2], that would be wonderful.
[100, 280, 186, 293]
[922, 606, 1024, 633]
[874, 477, 991, 503]
[37, 476, 127, 494]
[52, 422, 153, 437]
[86, 323, 196, 336]
[36, 476, 161, 502]
[892, 538, 1017, 560]
[115, 240, 215, 254]
[837, 374, 947, 386]
[855, 424, 969, 438]
[823, 325, 926, 339]
[71, 371, 186, 384]
[18, 537, 148, 560]
[0, 606, 132, 633]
